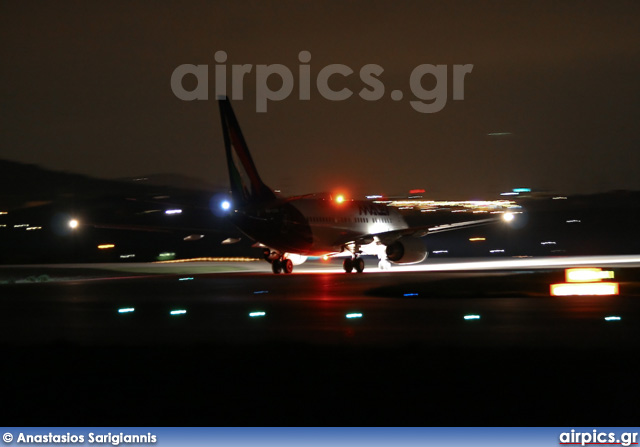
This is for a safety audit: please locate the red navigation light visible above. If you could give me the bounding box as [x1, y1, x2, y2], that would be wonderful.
[409, 189, 425, 194]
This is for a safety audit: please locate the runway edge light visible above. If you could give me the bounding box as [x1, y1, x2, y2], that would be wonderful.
[565, 267, 614, 283]
[550, 267, 619, 296]
[550, 282, 619, 296]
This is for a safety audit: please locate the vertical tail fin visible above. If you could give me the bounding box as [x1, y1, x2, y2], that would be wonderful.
[218, 97, 276, 207]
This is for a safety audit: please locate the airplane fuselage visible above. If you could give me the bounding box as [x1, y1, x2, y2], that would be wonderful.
[231, 199, 409, 255]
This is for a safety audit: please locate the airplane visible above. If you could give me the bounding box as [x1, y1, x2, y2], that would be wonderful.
[217, 97, 514, 274]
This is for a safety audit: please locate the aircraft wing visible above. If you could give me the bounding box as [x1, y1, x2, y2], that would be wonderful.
[353, 217, 501, 246]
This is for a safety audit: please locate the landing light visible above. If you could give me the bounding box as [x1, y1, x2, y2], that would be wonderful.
[221, 200, 231, 210]
[336, 195, 345, 204]
[69, 219, 79, 229]
[502, 213, 515, 222]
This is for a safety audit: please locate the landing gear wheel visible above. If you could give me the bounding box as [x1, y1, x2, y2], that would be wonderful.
[272, 259, 283, 274]
[378, 259, 391, 270]
[283, 258, 294, 274]
[354, 257, 365, 273]
[343, 258, 354, 273]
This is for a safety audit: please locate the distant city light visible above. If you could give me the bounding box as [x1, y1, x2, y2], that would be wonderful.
[118, 308, 135, 314]
[165, 209, 182, 215]
[487, 132, 512, 136]
[552, 196, 568, 200]
[566, 219, 581, 223]
[541, 241, 556, 245]
[409, 189, 425, 194]
[464, 314, 481, 320]
[221, 200, 231, 210]
[170, 309, 187, 316]
[469, 237, 486, 242]
[97, 244, 115, 250]
[502, 213, 515, 222]
[512, 188, 531, 193]
[119, 254, 136, 259]
[346, 313, 363, 319]
[366, 195, 383, 199]
[604, 316, 621, 322]
[432, 250, 448, 254]
[178, 277, 194, 281]
[253, 290, 269, 294]
[500, 192, 519, 196]
[249, 311, 266, 318]
[68, 219, 79, 229]
[489, 249, 505, 253]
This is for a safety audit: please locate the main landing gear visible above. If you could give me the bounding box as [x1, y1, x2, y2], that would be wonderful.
[263, 249, 294, 275]
[343, 256, 365, 273]
[271, 257, 293, 274]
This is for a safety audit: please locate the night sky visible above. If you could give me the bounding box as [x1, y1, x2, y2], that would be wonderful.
[1, 0, 639, 199]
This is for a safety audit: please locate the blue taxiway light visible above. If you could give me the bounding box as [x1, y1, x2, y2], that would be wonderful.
[464, 315, 481, 320]
[346, 313, 363, 319]
[170, 310, 187, 316]
[118, 308, 135, 314]
[403, 293, 419, 297]
[249, 311, 266, 318]
[604, 316, 621, 321]
[178, 277, 194, 281]
[253, 290, 269, 294]
[221, 200, 231, 210]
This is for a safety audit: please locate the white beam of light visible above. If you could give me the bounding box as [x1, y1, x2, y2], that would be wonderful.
[346, 313, 363, 319]
[464, 315, 481, 320]
[170, 309, 187, 315]
[249, 311, 266, 318]
[604, 316, 621, 322]
[118, 308, 135, 314]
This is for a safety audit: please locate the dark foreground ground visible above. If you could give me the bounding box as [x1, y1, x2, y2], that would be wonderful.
[1, 264, 639, 426]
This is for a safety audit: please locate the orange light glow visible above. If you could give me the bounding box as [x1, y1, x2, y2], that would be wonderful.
[322, 255, 329, 261]
[97, 244, 115, 250]
[565, 268, 614, 283]
[469, 237, 486, 242]
[409, 189, 425, 194]
[550, 282, 619, 296]
[335, 195, 345, 204]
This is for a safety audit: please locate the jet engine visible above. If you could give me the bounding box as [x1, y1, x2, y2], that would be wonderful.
[385, 236, 428, 264]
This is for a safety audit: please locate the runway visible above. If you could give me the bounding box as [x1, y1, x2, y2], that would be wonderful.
[1, 255, 639, 425]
